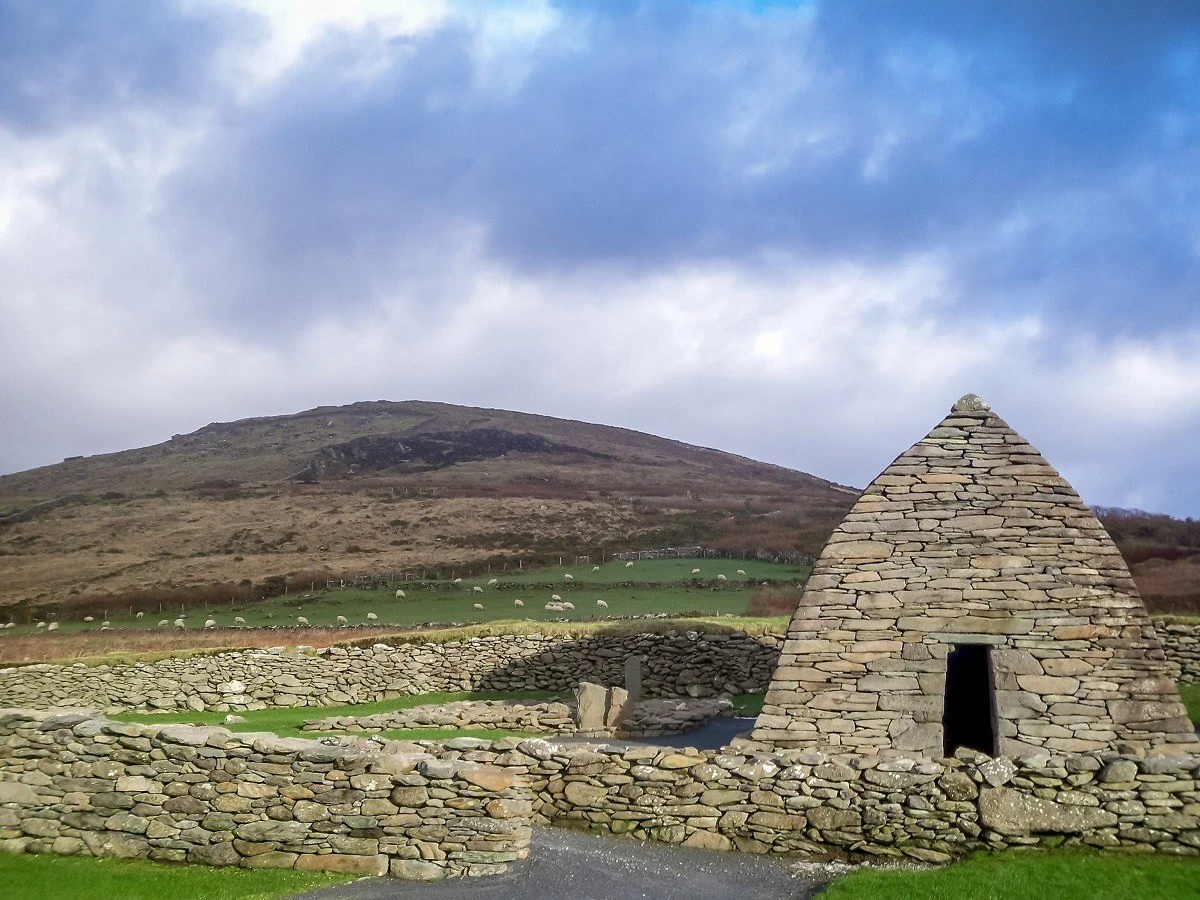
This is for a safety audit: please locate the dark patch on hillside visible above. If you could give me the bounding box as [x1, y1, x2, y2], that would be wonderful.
[293, 428, 616, 480]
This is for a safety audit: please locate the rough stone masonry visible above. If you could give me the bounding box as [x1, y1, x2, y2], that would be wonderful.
[752, 394, 1196, 756]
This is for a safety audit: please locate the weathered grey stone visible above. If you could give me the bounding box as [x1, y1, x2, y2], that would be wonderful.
[979, 786, 1119, 835]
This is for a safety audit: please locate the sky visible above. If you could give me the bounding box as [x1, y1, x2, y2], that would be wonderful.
[1, 1, 1199, 516]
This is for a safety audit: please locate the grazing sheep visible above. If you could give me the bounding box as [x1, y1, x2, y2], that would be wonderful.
[737, 569, 746, 576]
[473, 603, 484, 611]
[367, 613, 378, 621]
[551, 594, 562, 601]
[564, 573, 574, 581]
[297, 616, 309, 626]
[135, 611, 144, 619]
[488, 578, 498, 585]
[472, 586, 484, 594]
[157, 619, 168, 627]
[596, 599, 608, 608]
[224, 714, 245, 724]
[625, 561, 634, 568]
[36, 622, 45, 629]
[84, 616, 94, 623]
[174, 618, 186, 628]
[336, 615, 347, 626]
[3, 622, 12, 629]
[544, 603, 563, 611]
[514, 599, 524, 607]
[717, 574, 727, 582]
[234, 616, 246, 625]
[691, 568, 701, 575]
[101, 625, 111, 631]
[593, 566, 600, 571]
[47, 622, 59, 632]
[561, 601, 575, 610]
[453, 578, 462, 584]
[204, 619, 216, 629]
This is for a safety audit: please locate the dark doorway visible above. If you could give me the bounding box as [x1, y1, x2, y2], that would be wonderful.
[942, 644, 996, 756]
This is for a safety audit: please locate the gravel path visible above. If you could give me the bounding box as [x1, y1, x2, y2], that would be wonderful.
[290, 826, 831, 900]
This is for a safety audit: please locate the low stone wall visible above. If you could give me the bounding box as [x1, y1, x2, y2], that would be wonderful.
[0, 620, 1192, 715]
[1159, 623, 1200, 683]
[302, 697, 733, 739]
[0, 631, 780, 713]
[0, 709, 531, 878]
[433, 736, 1200, 860]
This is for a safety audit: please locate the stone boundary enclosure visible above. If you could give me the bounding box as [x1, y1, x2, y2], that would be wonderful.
[0, 709, 530, 878]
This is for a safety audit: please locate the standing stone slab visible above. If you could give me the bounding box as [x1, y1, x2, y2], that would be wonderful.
[752, 394, 1196, 756]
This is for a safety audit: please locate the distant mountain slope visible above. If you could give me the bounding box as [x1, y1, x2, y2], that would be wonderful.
[0, 401, 857, 613]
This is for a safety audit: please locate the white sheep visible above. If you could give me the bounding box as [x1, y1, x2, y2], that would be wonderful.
[561, 601, 575, 610]
[157, 619, 169, 627]
[544, 602, 562, 611]
[564, 573, 573, 581]
[367, 613, 378, 622]
[174, 618, 186, 628]
[717, 574, 727, 582]
[453, 578, 462, 583]
[473, 603, 484, 611]
[737, 569, 746, 576]
[473, 586, 484, 594]
[297, 616, 309, 626]
[514, 599, 524, 607]
[593, 566, 600, 571]
[234, 616, 246, 625]
[83, 616, 94, 623]
[36, 622, 45, 629]
[336, 615, 347, 626]
[596, 599, 608, 609]
[625, 561, 634, 568]
[47, 622, 59, 632]
[691, 568, 701, 575]
[3, 622, 13, 629]
[204, 619, 216, 629]
[488, 578, 498, 585]
[551, 594, 562, 601]
[101, 625, 111, 631]
[395, 589, 406, 598]
[135, 611, 144, 619]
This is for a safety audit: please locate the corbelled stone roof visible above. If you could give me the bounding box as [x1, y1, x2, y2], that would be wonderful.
[752, 395, 1195, 756]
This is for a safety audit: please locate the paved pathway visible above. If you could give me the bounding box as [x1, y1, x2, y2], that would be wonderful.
[292, 826, 829, 900]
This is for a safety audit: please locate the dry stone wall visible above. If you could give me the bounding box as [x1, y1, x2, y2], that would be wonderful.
[390, 735, 1200, 860]
[0, 631, 780, 714]
[0, 709, 530, 878]
[301, 697, 734, 739]
[754, 396, 1196, 756]
[1160, 623, 1200, 683]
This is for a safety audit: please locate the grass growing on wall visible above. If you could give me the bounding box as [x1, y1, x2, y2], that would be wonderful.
[115, 690, 559, 739]
[0, 852, 353, 900]
[1178, 682, 1200, 725]
[821, 849, 1200, 900]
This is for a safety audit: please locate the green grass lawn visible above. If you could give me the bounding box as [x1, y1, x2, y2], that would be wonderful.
[5, 557, 808, 635]
[1178, 682, 1200, 724]
[115, 690, 559, 739]
[821, 848, 1200, 900]
[0, 852, 353, 900]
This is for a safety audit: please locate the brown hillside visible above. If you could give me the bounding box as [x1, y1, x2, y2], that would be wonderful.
[0, 401, 857, 616]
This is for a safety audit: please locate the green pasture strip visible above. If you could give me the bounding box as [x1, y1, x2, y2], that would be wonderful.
[374, 727, 533, 741]
[821, 848, 1200, 900]
[1178, 682, 1200, 724]
[114, 690, 560, 739]
[730, 693, 765, 716]
[0, 852, 352, 900]
[3, 557, 808, 636]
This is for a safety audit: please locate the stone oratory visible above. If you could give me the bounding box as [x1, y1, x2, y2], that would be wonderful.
[752, 394, 1195, 757]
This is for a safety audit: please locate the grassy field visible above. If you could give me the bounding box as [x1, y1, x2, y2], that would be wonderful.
[3, 557, 808, 636]
[0, 852, 352, 900]
[822, 848, 1200, 900]
[1179, 682, 1200, 724]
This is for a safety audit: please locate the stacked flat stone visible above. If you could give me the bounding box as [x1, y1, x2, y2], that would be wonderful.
[0, 632, 779, 713]
[302, 697, 734, 739]
[0, 709, 531, 878]
[753, 395, 1195, 756]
